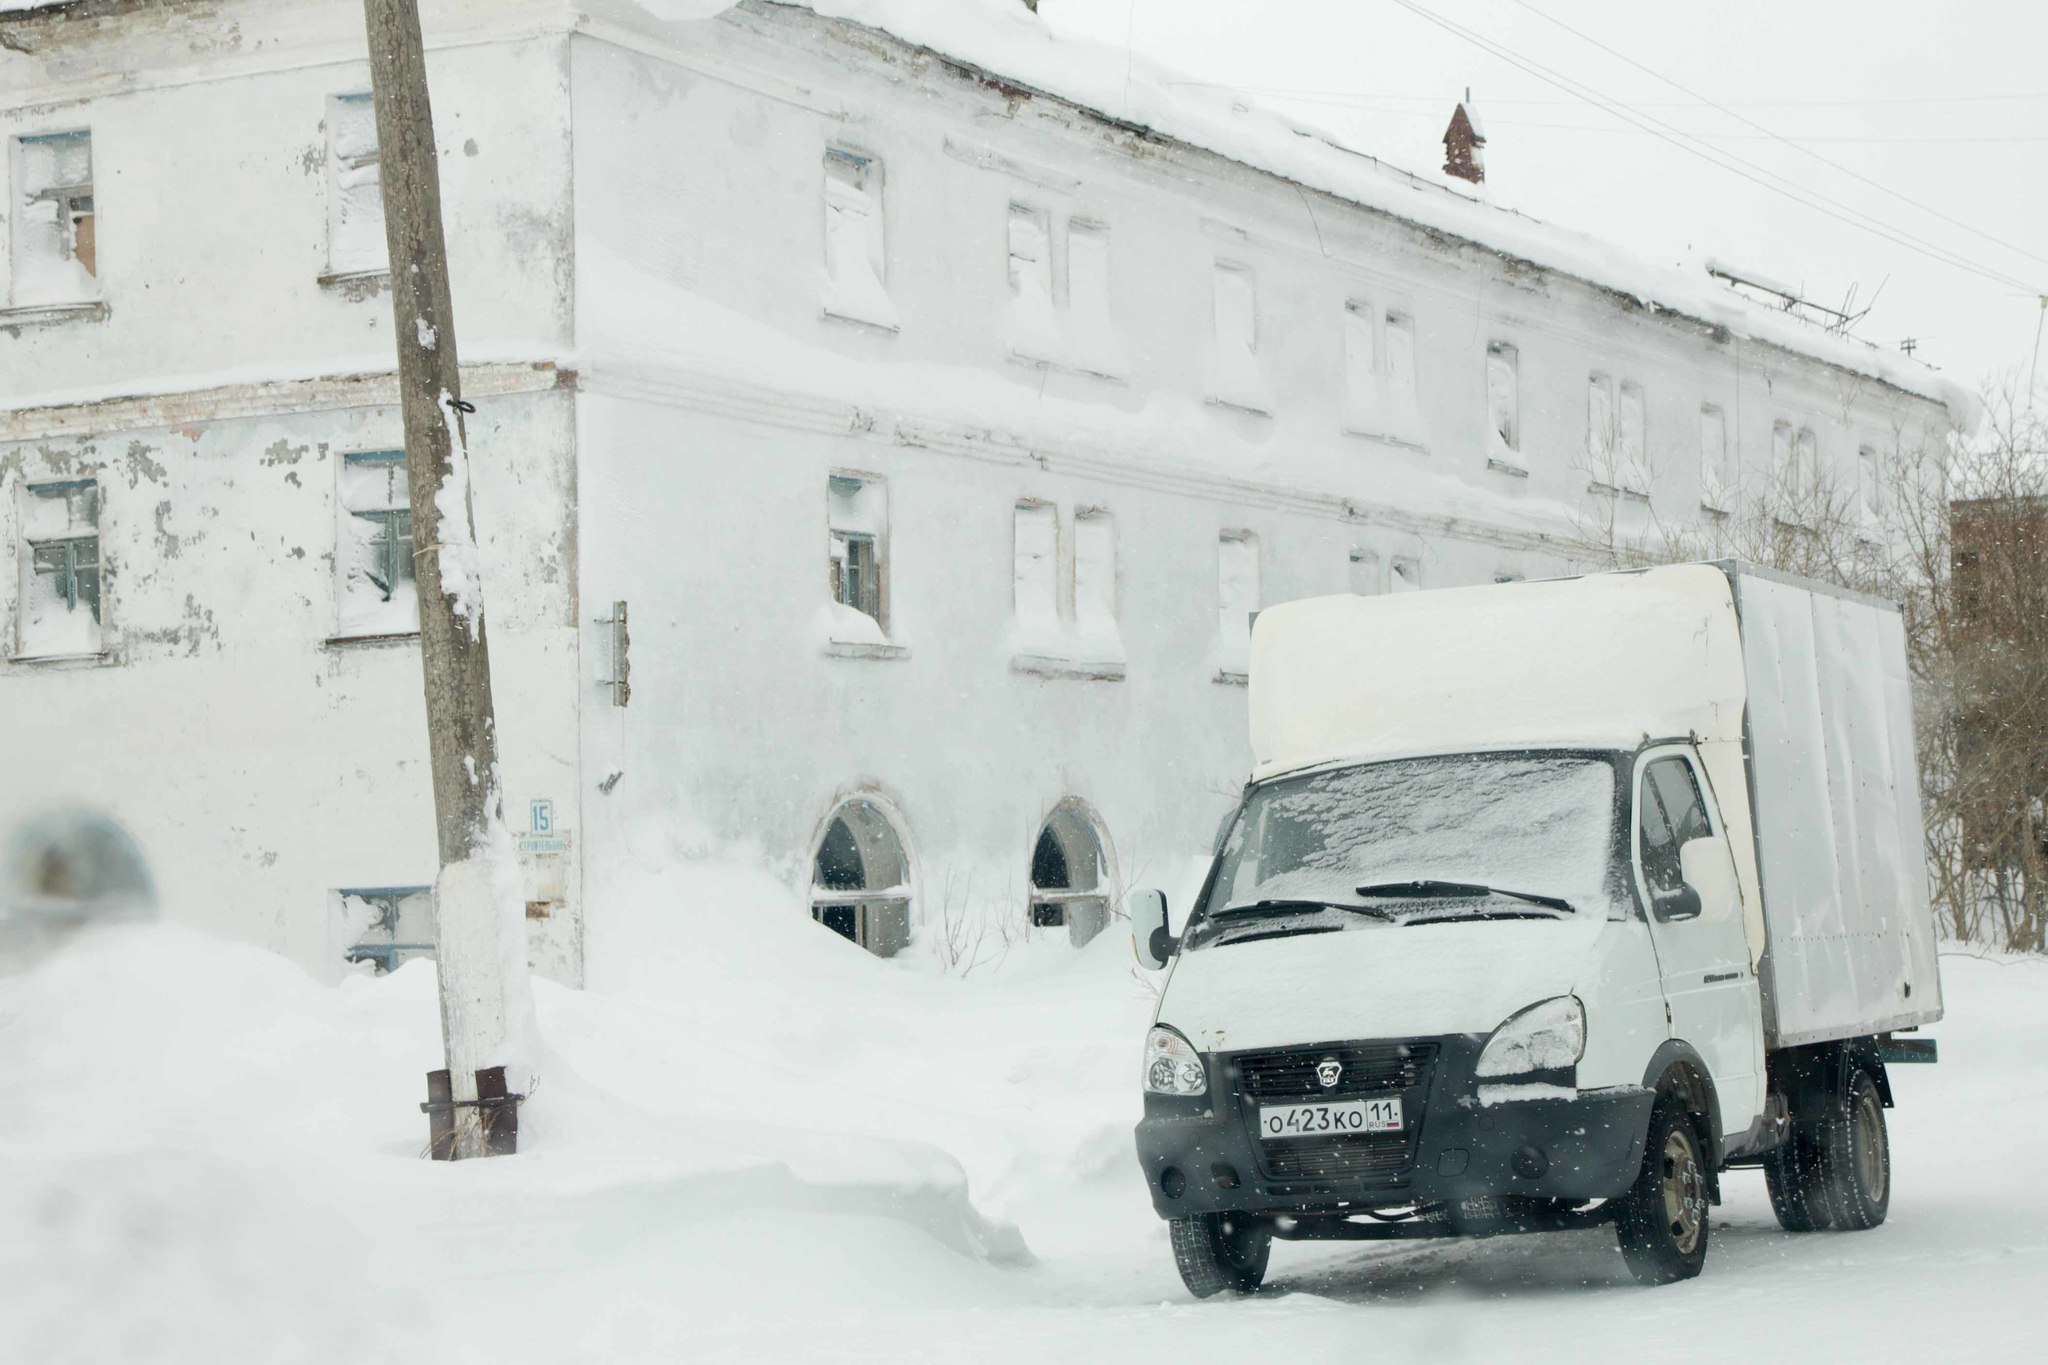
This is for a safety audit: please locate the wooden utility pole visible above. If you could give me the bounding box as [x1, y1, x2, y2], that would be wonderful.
[363, 0, 535, 1159]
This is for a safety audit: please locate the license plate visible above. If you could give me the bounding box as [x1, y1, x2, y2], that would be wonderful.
[1258, 1096, 1404, 1139]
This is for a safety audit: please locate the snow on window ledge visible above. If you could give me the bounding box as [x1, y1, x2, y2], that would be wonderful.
[825, 638, 909, 661]
[0, 300, 108, 330]
[1213, 667, 1249, 687]
[317, 269, 391, 292]
[1485, 456, 1529, 479]
[1587, 480, 1651, 506]
[7, 648, 110, 667]
[1012, 651, 1125, 682]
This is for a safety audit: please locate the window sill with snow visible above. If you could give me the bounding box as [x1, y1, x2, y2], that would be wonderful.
[8, 649, 110, 668]
[317, 269, 391, 296]
[0, 299, 107, 331]
[324, 630, 421, 650]
[1012, 651, 1126, 682]
[816, 603, 905, 661]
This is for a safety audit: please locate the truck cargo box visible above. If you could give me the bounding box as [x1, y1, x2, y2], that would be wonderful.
[1246, 561, 1943, 1051]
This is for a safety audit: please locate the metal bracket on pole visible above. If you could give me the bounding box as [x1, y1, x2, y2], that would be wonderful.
[595, 600, 630, 708]
[422, 1066, 525, 1159]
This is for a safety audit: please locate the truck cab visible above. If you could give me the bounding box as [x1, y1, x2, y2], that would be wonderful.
[1132, 565, 1938, 1295]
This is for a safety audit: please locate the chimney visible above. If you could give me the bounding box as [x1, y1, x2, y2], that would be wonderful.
[1443, 89, 1486, 185]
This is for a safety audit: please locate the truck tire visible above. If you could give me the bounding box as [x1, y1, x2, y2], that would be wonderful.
[1169, 1212, 1271, 1298]
[1616, 1099, 1710, 1285]
[1816, 1068, 1890, 1230]
[1763, 1129, 1834, 1232]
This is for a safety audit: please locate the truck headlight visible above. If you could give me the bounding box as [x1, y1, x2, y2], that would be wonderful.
[1143, 1025, 1208, 1096]
[1475, 995, 1586, 1078]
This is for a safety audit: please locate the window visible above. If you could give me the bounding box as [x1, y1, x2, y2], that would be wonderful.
[1794, 428, 1819, 495]
[1636, 756, 1712, 913]
[336, 451, 417, 639]
[1005, 204, 1060, 363]
[827, 473, 888, 640]
[338, 886, 435, 975]
[1617, 381, 1649, 496]
[1012, 500, 1060, 647]
[1341, 300, 1381, 437]
[1216, 531, 1260, 681]
[1066, 221, 1123, 377]
[11, 131, 97, 306]
[1384, 311, 1423, 443]
[820, 148, 896, 330]
[16, 479, 103, 659]
[1859, 444, 1884, 534]
[1770, 420, 1794, 487]
[1699, 404, 1731, 511]
[1486, 341, 1520, 457]
[1390, 557, 1421, 593]
[1587, 374, 1615, 480]
[1348, 547, 1381, 595]
[811, 798, 912, 958]
[326, 94, 385, 278]
[1207, 262, 1270, 413]
[1029, 799, 1111, 946]
[1072, 511, 1119, 657]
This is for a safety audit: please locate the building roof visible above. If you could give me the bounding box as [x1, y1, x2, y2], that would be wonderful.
[782, 0, 1974, 424]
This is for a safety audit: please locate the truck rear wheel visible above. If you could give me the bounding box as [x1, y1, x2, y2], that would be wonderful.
[1763, 1128, 1834, 1231]
[1169, 1211, 1271, 1298]
[1616, 1099, 1710, 1284]
[1817, 1069, 1890, 1230]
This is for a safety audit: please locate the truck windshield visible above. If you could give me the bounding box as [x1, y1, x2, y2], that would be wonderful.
[1187, 752, 1623, 951]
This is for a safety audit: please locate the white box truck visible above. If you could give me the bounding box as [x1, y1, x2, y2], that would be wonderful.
[1130, 562, 1942, 1295]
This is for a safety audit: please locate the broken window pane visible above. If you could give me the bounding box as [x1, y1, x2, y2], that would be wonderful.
[336, 451, 418, 638]
[820, 148, 897, 330]
[12, 130, 98, 305]
[17, 479, 103, 659]
[327, 94, 386, 277]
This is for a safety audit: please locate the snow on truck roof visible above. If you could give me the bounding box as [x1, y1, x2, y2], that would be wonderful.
[1246, 565, 1750, 782]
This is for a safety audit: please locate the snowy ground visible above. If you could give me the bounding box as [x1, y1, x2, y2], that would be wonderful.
[3, 872, 2043, 1364]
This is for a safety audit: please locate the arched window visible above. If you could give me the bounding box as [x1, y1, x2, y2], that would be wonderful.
[810, 797, 912, 957]
[1028, 799, 1112, 947]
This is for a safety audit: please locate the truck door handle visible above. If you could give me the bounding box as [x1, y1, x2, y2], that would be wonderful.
[1703, 971, 1741, 984]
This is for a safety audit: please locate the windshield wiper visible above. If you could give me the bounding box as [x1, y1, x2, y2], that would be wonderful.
[1353, 880, 1575, 916]
[1211, 898, 1400, 922]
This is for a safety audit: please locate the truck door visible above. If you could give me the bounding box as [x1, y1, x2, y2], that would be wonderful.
[1633, 747, 1766, 1139]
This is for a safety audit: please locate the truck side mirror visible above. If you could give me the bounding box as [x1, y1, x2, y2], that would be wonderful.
[1669, 834, 1738, 923]
[1129, 888, 1175, 970]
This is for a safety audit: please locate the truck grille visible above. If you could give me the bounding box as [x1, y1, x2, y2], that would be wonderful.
[1232, 1041, 1438, 1184]
[1233, 1042, 1438, 1102]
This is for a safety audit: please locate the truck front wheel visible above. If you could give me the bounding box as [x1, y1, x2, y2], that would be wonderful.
[1168, 1211, 1272, 1298]
[1616, 1099, 1711, 1284]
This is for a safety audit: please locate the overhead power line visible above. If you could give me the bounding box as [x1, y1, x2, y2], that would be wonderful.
[1381, 0, 2044, 297]
[1506, 0, 2048, 274]
[1161, 80, 2048, 110]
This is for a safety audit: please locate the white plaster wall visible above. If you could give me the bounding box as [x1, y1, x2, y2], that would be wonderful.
[0, 0, 572, 400]
[0, 385, 584, 982]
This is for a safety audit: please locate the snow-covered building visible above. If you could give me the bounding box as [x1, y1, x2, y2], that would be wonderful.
[0, 0, 1970, 984]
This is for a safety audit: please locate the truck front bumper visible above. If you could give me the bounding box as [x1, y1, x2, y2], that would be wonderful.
[1134, 1035, 1655, 1221]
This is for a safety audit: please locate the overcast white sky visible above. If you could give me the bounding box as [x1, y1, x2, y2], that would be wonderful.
[1040, 0, 2046, 394]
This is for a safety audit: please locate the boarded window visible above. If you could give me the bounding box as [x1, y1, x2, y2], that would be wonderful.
[1066, 221, 1123, 377]
[11, 131, 97, 306]
[1348, 547, 1381, 595]
[1216, 531, 1259, 678]
[1341, 301, 1382, 437]
[820, 148, 896, 330]
[1699, 404, 1731, 510]
[1383, 311, 1422, 443]
[1617, 380, 1649, 495]
[1072, 511, 1119, 655]
[1013, 501, 1059, 641]
[827, 473, 888, 636]
[1486, 341, 1519, 455]
[336, 451, 417, 638]
[1006, 204, 1060, 363]
[17, 479, 103, 659]
[1207, 263, 1269, 412]
[326, 95, 385, 277]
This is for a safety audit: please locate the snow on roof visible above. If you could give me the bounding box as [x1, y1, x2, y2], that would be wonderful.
[788, 0, 1973, 424]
